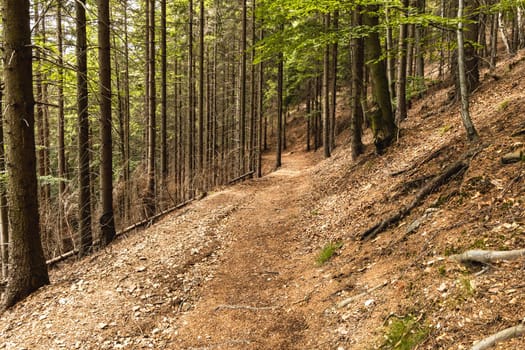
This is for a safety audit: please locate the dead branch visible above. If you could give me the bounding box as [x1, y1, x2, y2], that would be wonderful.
[471, 323, 525, 350]
[361, 160, 468, 240]
[214, 304, 277, 312]
[228, 171, 255, 185]
[337, 280, 389, 308]
[450, 249, 525, 264]
[501, 150, 524, 164]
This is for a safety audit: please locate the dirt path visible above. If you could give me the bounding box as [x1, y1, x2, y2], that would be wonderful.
[0, 150, 329, 350]
[174, 152, 319, 349]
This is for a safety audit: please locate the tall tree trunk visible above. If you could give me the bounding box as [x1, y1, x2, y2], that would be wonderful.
[2, 0, 49, 308]
[276, 36, 284, 169]
[457, 0, 479, 141]
[330, 10, 339, 150]
[396, 0, 409, 123]
[198, 0, 205, 185]
[323, 13, 331, 158]
[363, 5, 397, 153]
[123, 0, 131, 222]
[257, 28, 264, 178]
[56, 0, 70, 251]
[240, 0, 247, 173]
[77, 0, 92, 256]
[187, 0, 195, 198]
[98, 0, 116, 246]
[160, 0, 168, 186]
[0, 85, 9, 279]
[351, 7, 365, 160]
[250, 0, 256, 172]
[145, 0, 157, 216]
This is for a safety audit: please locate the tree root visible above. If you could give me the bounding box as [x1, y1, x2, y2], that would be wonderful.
[471, 323, 525, 350]
[360, 160, 469, 240]
[214, 304, 277, 312]
[450, 249, 525, 264]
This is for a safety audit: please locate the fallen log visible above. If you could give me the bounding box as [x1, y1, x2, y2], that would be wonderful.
[450, 249, 525, 264]
[471, 323, 525, 350]
[361, 160, 468, 240]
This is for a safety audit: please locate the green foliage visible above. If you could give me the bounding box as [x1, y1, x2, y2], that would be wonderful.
[379, 315, 429, 350]
[38, 175, 70, 187]
[316, 241, 343, 265]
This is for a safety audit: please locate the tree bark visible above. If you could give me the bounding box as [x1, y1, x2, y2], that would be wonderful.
[323, 13, 331, 158]
[145, 0, 157, 216]
[457, 0, 479, 141]
[276, 35, 284, 169]
[351, 8, 365, 160]
[160, 0, 168, 184]
[76, 0, 92, 256]
[98, 0, 116, 246]
[363, 5, 397, 154]
[396, 0, 409, 123]
[0, 85, 9, 280]
[2, 0, 49, 308]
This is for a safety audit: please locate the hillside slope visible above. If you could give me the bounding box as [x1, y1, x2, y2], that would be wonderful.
[1, 52, 525, 349]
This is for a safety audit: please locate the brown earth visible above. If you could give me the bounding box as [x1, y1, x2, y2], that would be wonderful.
[1, 52, 525, 349]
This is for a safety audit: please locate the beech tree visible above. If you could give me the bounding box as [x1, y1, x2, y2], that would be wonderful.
[2, 0, 49, 308]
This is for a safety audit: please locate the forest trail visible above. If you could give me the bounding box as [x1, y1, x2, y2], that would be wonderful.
[0, 150, 329, 349]
[174, 151, 319, 349]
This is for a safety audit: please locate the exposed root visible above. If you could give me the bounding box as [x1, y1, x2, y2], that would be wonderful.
[471, 323, 525, 350]
[360, 160, 469, 241]
[450, 249, 525, 264]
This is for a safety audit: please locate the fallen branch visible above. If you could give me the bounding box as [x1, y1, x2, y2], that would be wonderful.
[471, 323, 525, 350]
[47, 198, 194, 268]
[228, 171, 255, 185]
[361, 160, 468, 240]
[450, 249, 525, 264]
[501, 150, 524, 164]
[214, 304, 277, 312]
[337, 280, 389, 308]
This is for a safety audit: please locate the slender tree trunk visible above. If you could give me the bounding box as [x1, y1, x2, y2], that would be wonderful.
[385, 4, 396, 100]
[98, 0, 116, 246]
[396, 0, 409, 123]
[146, 0, 157, 216]
[123, 0, 131, 222]
[160, 0, 168, 185]
[239, 0, 247, 173]
[187, 0, 195, 198]
[198, 0, 205, 185]
[306, 82, 311, 152]
[77, 0, 92, 256]
[2, 0, 49, 308]
[330, 10, 338, 150]
[257, 29, 264, 177]
[457, 0, 479, 141]
[56, 0, 70, 251]
[250, 0, 256, 172]
[323, 13, 331, 158]
[351, 7, 365, 160]
[490, 12, 498, 71]
[276, 36, 284, 168]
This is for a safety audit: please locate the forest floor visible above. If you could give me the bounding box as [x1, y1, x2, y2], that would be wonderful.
[2, 52, 525, 349]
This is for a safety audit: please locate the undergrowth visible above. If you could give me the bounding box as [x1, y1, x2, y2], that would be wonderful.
[316, 242, 343, 265]
[379, 315, 429, 350]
